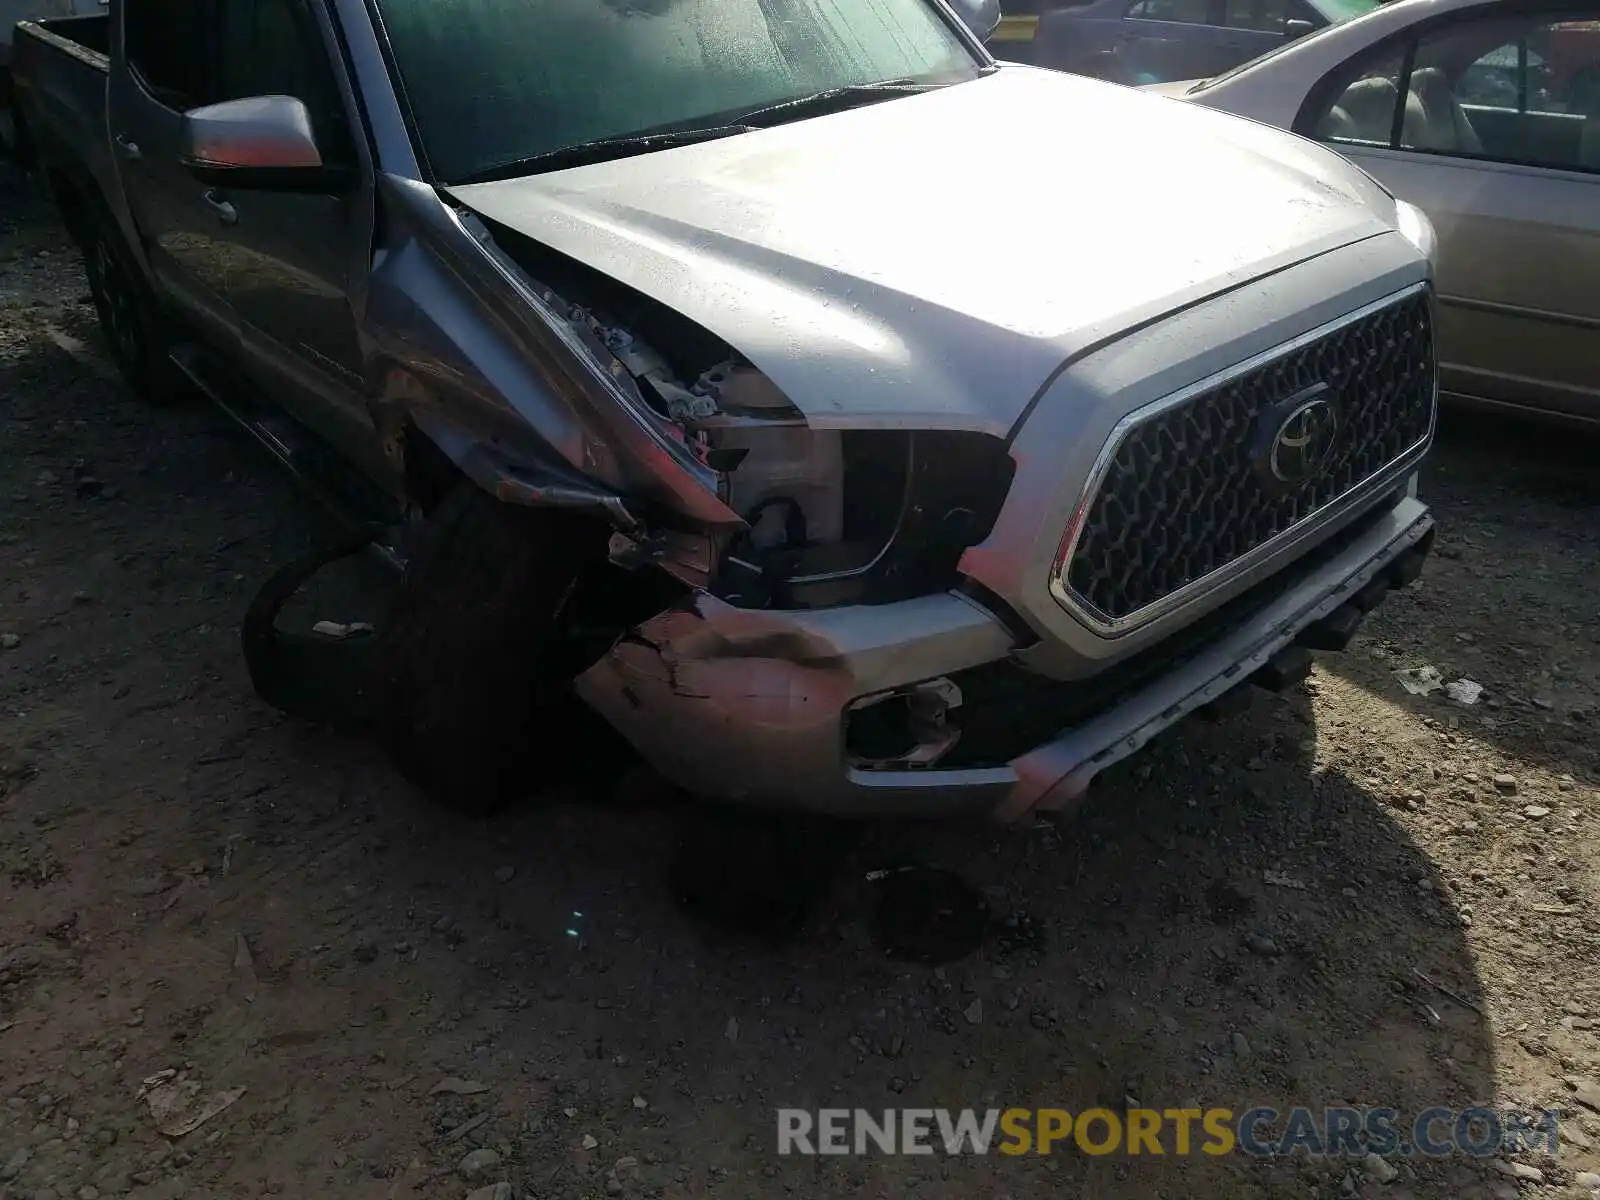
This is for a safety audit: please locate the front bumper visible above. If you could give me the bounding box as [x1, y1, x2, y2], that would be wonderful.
[575, 492, 1434, 822]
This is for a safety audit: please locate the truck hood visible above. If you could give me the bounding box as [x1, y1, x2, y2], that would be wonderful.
[448, 66, 1397, 435]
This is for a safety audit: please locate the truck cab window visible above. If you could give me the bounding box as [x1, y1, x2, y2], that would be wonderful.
[123, 0, 208, 109]
[216, 0, 355, 163]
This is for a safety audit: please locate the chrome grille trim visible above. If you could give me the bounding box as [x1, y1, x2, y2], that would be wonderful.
[1050, 282, 1437, 638]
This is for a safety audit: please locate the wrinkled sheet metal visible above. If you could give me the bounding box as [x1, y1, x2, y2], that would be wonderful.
[575, 595, 860, 805]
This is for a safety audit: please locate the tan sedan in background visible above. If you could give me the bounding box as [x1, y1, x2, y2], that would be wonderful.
[1148, 0, 1600, 428]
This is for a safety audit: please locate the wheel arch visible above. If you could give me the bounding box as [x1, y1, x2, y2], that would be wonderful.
[372, 361, 642, 532]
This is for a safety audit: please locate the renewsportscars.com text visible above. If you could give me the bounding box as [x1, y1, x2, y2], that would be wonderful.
[776, 1106, 1563, 1158]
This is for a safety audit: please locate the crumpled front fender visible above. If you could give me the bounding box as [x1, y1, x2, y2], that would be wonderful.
[364, 173, 744, 531]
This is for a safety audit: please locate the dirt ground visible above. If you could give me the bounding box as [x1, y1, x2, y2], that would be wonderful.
[2, 161, 1598, 1200]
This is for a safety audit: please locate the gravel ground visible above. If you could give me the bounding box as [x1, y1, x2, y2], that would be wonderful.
[2, 162, 1599, 1200]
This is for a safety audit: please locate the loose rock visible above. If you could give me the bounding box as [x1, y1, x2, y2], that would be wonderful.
[493, 866, 516, 884]
[608, 1155, 641, 1193]
[465, 1185, 513, 1200]
[233, 932, 258, 1002]
[1566, 1076, 1600, 1113]
[1493, 774, 1519, 794]
[1572, 1171, 1600, 1190]
[963, 999, 984, 1025]
[1523, 805, 1550, 820]
[1362, 1152, 1398, 1184]
[1230, 1032, 1252, 1059]
[1243, 932, 1281, 956]
[429, 1077, 490, 1097]
[1, 1148, 28, 1180]
[458, 1148, 501, 1180]
[0, 633, 19, 650]
[1491, 1160, 1544, 1183]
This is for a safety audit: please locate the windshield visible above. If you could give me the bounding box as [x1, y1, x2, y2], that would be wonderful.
[373, 0, 982, 184]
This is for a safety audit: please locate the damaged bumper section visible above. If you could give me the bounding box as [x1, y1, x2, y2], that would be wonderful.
[577, 491, 1435, 823]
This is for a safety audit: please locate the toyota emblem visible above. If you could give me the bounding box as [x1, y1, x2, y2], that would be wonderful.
[1257, 384, 1340, 490]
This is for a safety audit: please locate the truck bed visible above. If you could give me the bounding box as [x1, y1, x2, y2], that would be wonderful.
[17, 11, 105, 55]
[15, 12, 106, 61]
[10, 13, 107, 167]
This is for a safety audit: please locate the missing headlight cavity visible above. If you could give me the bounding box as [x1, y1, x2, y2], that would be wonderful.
[480, 216, 1014, 610]
[717, 430, 1016, 609]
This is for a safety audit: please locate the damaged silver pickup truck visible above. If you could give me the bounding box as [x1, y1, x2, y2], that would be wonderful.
[15, 0, 1439, 821]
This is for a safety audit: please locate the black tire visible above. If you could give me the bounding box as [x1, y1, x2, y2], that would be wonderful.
[76, 200, 181, 403]
[372, 482, 611, 815]
[242, 528, 387, 731]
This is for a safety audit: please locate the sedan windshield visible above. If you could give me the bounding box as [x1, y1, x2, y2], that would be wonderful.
[1190, 0, 1381, 93]
[373, 0, 983, 184]
[1308, 0, 1381, 22]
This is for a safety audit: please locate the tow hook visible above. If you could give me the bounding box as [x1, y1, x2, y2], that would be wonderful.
[1298, 528, 1435, 654]
[1252, 643, 1315, 692]
[1299, 602, 1365, 652]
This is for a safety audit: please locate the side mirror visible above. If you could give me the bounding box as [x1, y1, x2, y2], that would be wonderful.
[1283, 17, 1315, 38]
[949, 0, 1003, 41]
[179, 95, 353, 191]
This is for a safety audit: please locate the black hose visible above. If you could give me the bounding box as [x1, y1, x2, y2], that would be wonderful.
[240, 528, 387, 731]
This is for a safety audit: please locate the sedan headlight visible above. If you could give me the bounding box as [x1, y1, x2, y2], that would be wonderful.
[1394, 199, 1438, 268]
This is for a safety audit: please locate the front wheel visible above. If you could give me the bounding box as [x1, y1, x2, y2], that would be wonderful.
[371, 482, 612, 815]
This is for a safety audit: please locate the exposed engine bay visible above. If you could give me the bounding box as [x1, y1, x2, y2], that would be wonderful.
[484, 218, 1017, 611]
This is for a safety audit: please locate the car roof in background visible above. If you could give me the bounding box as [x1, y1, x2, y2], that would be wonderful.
[1187, 0, 1539, 93]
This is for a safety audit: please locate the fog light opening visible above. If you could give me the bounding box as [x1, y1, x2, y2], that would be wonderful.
[846, 679, 963, 770]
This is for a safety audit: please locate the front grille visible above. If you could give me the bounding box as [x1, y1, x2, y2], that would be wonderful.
[1060, 288, 1434, 627]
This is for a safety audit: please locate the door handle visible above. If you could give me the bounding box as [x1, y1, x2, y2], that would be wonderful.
[202, 190, 238, 225]
[113, 133, 141, 160]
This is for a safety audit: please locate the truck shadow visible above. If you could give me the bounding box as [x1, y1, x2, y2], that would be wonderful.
[291, 675, 1497, 1195]
[1314, 409, 1600, 790]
